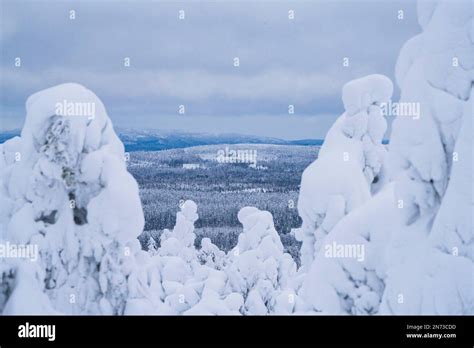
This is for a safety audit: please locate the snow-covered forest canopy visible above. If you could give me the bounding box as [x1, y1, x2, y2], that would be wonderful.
[0, 0, 472, 315]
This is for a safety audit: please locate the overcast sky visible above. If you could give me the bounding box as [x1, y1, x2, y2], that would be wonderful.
[0, 0, 421, 139]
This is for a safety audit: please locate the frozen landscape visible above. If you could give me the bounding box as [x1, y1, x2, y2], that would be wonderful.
[0, 0, 473, 315]
[129, 144, 317, 263]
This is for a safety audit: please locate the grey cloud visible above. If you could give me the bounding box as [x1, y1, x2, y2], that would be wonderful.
[1, 0, 420, 137]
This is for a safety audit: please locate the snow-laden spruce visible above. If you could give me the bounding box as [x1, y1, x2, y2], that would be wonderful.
[298, 0, 473, 315]
[295, 74, 392, 272]
[0, 83, 144, 314]
[294, 74, 393, 313]
[380, 0, 474, 314]
[226, 207, 299, 314]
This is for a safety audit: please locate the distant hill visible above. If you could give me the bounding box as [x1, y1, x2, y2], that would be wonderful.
[0, 128, 324, 151]
[117, 128, 324, 151]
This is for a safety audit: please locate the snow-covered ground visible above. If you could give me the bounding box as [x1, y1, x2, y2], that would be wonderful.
[0, 0, 472, 315]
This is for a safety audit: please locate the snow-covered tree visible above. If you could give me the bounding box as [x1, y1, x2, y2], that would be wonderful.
[225, 207, 298, 314]
[0, 83, 144, 314]
[380, 0, 474, 314]
[146, 235, 158, 256]
[294, 74, 395, 314]
[295, 74, 393, 271]
[198, 237, 226, 270]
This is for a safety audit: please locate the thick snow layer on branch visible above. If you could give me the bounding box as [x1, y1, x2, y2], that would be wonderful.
[389, 0, 473, 225]
[380, 231, 474, 314]
[300, 184, 398, 314]
[430, 88, 473, 261]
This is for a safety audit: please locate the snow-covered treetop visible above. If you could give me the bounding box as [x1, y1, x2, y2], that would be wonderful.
[342, 74, 393, 117]
[21, 83, 124, 163]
